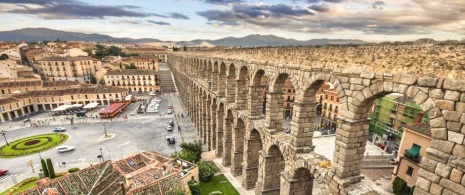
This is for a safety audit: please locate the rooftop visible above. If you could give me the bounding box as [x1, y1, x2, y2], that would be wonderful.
[38, 56, 95, 61]
[106, 69, 158, 76]
[0, 80, 42, 88]
[403, 123, 431, 137]
[43, 80, 80, 87]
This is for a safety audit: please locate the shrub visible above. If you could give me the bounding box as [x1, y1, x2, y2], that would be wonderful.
[409, 186, 416, 195]
[172, 141, 202, 163]
[41, 159, 49, 177]
[68, 167, 80, 173]
[46, 158, 56, 179]
[188, 180, 201, 195]
[392, 176, 408, 195]
[198, 162, 215, 182]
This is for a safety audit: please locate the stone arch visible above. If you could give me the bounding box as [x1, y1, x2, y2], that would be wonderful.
[211, 61, 219, 91]
[231, 117, 246, 176]
[249, 69, 267, 117]
[226, 63, 237, 103]
[265, 72, 295, 131]
[216, 102, 225, 157]
[207, 60, 212, 81]
[236, 65, 249, 110]
[242, 128, 264, 189]
[223, 109, 235, 166]
[256, 144, 285, 194]
[205, 94, 212, 149]
[210, 97, 217, 150]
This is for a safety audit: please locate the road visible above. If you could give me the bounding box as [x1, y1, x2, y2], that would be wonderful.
[0, 92, 197, 191]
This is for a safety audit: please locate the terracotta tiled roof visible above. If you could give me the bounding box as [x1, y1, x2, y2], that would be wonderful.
[129, 55, 158, 60]
[0, 80, 42, 88]
[403, 123, 431, 137]
[43, 80, 80, 87]
[106, 69, 158, 76]
[38, 56, 94, 61]
[94, 85, 127, 93]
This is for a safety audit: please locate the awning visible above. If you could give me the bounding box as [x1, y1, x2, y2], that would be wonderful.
[71, 104, 83, 108]
[406, 144, 421, 157]
[52, 105, 73, 112]
[83, 102, 99, 109]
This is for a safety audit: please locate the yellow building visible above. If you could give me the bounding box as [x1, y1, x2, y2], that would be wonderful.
[0, 59, 19, 79]
[0, 84, 128, 122]
[37, 56, 102, 82]
[128, 56, 158, 70]
[320, 88, 340, 134]
[104, 69, 159, 93]
[391, 123, 431, 187]
[283, 78, 295, 117]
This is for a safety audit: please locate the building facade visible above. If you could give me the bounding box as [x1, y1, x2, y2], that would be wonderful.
[369, 94, 430, 154]
[282, 78, 295, 117]
[104, 69, 159, 93]
[0, 84, 128, 122]
[128, 56, 158, 70]
[0, 59, 18, 79]
[320, 88, 340, 134]
[37, 56, 102, 82]
[392, 123, 431, 187]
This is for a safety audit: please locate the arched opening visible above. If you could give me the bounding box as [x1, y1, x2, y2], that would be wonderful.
[266, 73, 294, 132]
[226, 64, 236, 103]
[205, 94, 212, 150]
[242, 129, 263, 189]
[256, 145, 285, 194]
[248, 69, 267, 117]
[218, 62, 227, 96]
[222, 109, 234, 166]
[231, 118, 245, 176]
[236, 66, 249, 110]
[207, 61, 212, 82]
[201, 90, 208, 145]
[216, 103, 225, 157]
[211, 62, 219, 91]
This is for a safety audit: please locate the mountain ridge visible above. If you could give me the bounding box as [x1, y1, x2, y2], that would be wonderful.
[0, 28, 366, 46]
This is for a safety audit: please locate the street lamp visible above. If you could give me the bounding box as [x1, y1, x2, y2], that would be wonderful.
[1, 130, 9, 146]
[38, 152, 42, 160]
[119, 181, 126, 195]
[100, 148, 105, 162]
[103, 123, 107, 137]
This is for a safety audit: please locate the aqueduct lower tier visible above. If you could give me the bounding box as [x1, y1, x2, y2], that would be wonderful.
[167, 45, 465, 195]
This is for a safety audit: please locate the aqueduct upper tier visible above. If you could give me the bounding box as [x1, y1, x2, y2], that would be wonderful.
[167, 44, 465, 195]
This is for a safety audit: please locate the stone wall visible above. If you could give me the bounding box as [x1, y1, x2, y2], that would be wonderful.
[168, 45, 465, 195]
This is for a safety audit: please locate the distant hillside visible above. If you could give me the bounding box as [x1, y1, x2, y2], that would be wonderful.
[0, 28, 366, 46]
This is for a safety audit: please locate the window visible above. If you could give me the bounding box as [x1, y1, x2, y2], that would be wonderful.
[406, 166, 414, 176]
[97, 95, 100, 99]
[71, 95, 74, 100]
[287, 96, 291, 101]
[334, 115, 337, 121]
[331, 96, 334, 101]
[288, 89, 291, 93]
[325, 95, 328, 99]
[337, 98, 339, 102]
[287, 103, 290, 108]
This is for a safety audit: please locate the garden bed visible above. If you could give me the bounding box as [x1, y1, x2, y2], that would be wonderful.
[0, 133, 68, 158]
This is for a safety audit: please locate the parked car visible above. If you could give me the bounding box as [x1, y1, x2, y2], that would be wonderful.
[165, 125, 173, 131]
[57, 145, 75, 153]
[53, 126, 66, 132]
[167, 105, 173, 109]
[166, 136, 176, 144]
[168, 121, 174, 126]
[0, 169, 7, 176]
[167, 109, 173, 114]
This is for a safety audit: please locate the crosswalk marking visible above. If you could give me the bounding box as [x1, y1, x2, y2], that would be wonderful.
[131, 114, 174, 120]
[0, 175, 13, 183]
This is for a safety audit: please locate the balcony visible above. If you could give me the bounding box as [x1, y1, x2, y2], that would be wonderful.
[404, 145, 421, 164]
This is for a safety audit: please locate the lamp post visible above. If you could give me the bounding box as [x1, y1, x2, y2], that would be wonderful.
[38, 152, 42, 160]
[103, 123, 107, 137]
[100, 148, 105, 162]
[1, 130, 9, 146]
[119, 181, 126, 195]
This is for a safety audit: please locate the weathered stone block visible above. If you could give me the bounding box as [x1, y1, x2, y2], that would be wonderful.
[447, 122, 462, 132]
[445, 90, 461, 101]
[430, 182, 444, 195]
[430, 128, 447, 140]
[443, 111, 462, 122]
[416, 177, 431, 192]
[435, 100, 455, 111]
[452, 144, 465, 158]
[448, 131, 464, 144]
[421, 157, 439, 173]
[430, 117, 446, 128]
[427, 147, 452, 164]
[444, 79, 465, 92]
[440, 178, 465, 194]
[450, 168, 463, 183]
[456, 102, 465, 112]
[431, 140, 455, 154]
[418, 77, 438, 87]
[435, 162, 452, 178]
[418, 168, 441, 183]
[429, 89, 445, 99]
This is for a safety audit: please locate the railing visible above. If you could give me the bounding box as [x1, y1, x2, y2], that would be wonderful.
[404, 149, 421, 164]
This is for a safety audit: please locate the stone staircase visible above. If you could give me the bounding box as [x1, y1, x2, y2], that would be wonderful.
[362, 154, 396, 169]
[159, 70, 176, 93]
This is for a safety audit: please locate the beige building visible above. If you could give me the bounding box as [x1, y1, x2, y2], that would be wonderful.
[105, 69, 159, 93]
[391, 123, 431, 187]
[0, 84, 128, 122]
[320, 88, 340, 134]
[283, 78, 295, 117]
[128, 56, 158, 70]
[0, 59, 19, 79]
[37, 56, 102, 82]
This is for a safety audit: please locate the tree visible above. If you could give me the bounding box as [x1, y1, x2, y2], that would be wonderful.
[124, 63, 137, 69]
[106, 46, 122, 56]
[41, 159, 49, 177]
[183, 45, 187, 51]
[46, 158, 56, 179]
[198, 162, 215, 182]
[392, 176, 408, 195]
[0, 54, 9, 60]
[171, 141, 203, 163]
[188, 180, 201, 195]
[99, 78, 105, 85]
[119, 62, 122, 69]
[89, 73, 97, 84]
[83, 48, 93, 57]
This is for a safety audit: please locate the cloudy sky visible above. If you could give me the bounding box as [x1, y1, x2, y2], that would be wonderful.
[0, 0, 464, 42]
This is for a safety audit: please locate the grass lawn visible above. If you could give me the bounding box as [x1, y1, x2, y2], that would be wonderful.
[198, 174, 240, 195]
[0, 177, 39, 195]
[0, 133, 68, 158]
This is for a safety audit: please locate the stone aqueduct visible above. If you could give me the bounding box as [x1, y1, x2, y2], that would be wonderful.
[166, 45, 465, 195]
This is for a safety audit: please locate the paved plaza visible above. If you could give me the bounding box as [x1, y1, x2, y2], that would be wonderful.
[0, 92, 198, 192]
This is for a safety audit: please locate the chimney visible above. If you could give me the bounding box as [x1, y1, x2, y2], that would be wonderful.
[414, 112, 424, 123]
